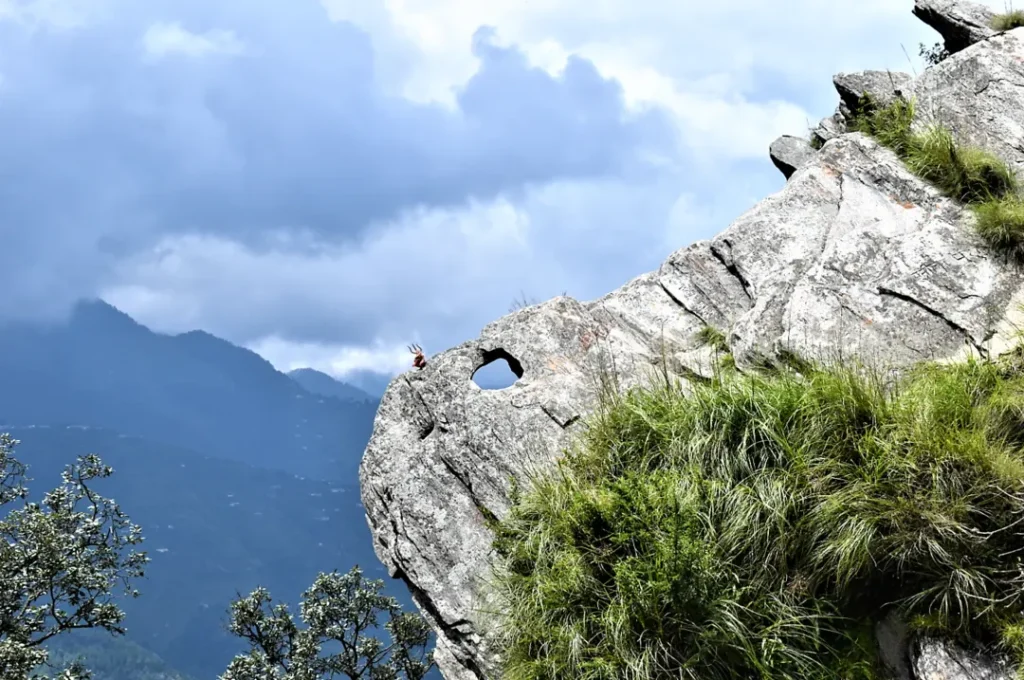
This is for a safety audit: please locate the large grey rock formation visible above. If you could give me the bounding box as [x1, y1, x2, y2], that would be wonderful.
[360, 3, 1024, 679]
[913, 0, 998, 55]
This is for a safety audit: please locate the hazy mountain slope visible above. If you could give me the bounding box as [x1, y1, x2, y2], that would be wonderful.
[0, 300, 377, 482]
[12, 426, 403, 680]
[288, 368, 376, 403]
[43, 629, 195, 680]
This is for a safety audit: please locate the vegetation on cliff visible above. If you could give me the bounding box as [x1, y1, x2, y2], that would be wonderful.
[849, 95, 1024, 261]
[991, 10, 1024, 32]
[489, 347, 1024, 679]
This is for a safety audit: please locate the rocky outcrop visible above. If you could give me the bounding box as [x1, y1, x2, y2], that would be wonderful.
[769, 135, 816, 179]
[834, 70, 913, 118]
[909, 26, 1024, 177]
[812, 109, 847, 147]
[877, 613, 1017, 680]
[359, 3, 1024, 679]
[913, 0, 997, 55]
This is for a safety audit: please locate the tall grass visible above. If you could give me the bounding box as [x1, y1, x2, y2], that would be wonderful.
[489, 354, 1024, 680]
[695, 325, 729, 353]
[851, 95, 1024, 261]
[992, 10, 1024, 31]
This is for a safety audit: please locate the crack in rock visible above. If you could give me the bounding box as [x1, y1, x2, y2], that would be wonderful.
[658, 279, 709, 326]
[877, 285, 986, 356]
[709, 239, 754, 301]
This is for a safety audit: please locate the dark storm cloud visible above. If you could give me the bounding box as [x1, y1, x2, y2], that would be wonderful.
[0, 0, 672, 321]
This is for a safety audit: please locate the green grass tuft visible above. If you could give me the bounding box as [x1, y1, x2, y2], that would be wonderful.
[973, 196, 1024, 262]
[489, 355, 1024, 680]
[696, 325, 729, 353]
[903, 125, 1017, 203]
[849, 95, 916, 156]
[992, 10, 1024, 31]
[850, 96, 1024, 261]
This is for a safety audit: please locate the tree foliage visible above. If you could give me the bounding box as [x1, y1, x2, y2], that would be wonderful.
[221, 567, 435, 680]
[0, 433, 148, 680]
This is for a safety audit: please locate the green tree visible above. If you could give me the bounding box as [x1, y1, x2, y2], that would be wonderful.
[0, 433, 148, 680]
[221, 567, 435, 680]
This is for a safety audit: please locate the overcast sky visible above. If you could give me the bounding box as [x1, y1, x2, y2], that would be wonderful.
[0, 0, 1002, 388]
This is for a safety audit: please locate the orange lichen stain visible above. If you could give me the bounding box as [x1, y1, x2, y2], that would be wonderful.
[888, 194, 915, 210]
[546, 356, 572, 374]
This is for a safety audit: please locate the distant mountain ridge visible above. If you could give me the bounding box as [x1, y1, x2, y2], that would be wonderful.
[0, 300, 378, 482]
[0, 301, 416, 679]
[288, 367, 376, 404]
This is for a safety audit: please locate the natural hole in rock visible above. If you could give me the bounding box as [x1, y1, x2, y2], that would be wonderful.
[472, 348, 524, 390]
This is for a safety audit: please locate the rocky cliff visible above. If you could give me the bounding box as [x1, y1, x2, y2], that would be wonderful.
[359, 1, 1024, 678]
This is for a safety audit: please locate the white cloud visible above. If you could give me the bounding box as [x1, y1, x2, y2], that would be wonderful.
[248, 336, 414, 379]
[100, 174, 700, 375]
[101, 196, 539, 345]
[142, 21, 244, 58]
[322, 0, 1010, 161]
[14, 0, 1020, 382]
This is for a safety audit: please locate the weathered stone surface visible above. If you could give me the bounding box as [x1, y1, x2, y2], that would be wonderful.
[913, 0, 997, 55]
[812, 109, 848, 146]
[360, 297, 655, 679]
[359, 4, 1024, 678]
[834, 70, 913, 119]
[909, 27, 1024, 177]
[770, 135, 817, 179]
[913, 638, 1014, 680]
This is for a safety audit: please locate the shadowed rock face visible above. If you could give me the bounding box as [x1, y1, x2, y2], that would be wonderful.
[360, 4, 1024, 679]
[769, 135, 817, 179]
[913, 0, 997, 55]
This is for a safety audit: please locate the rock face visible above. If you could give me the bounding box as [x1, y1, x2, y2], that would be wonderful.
[913, 0, 997, 55]
[909, 26, 1024, 177]
[359, 4, 1024, 679]
[769, 134, 817, 179]
[833, 70, 913, 119]
[913, 639, 1015, 680]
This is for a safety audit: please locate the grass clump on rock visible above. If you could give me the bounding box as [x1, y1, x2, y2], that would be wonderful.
[851, 95, 1024, 261]
[974, 197, 1024, 262]
[489, 353, 1024, 680]
[992, 10, 1024, 31]
[695, 325, 729, 353]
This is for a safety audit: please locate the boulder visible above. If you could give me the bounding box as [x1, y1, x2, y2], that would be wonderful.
[913, 0, 998, 55]
[913, 638, 1014, 680]
[812, 109, 847, 147]
[908, 26, 1024, 176]
[769, 135, 818, 179]
[833, 70, 913, 118]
